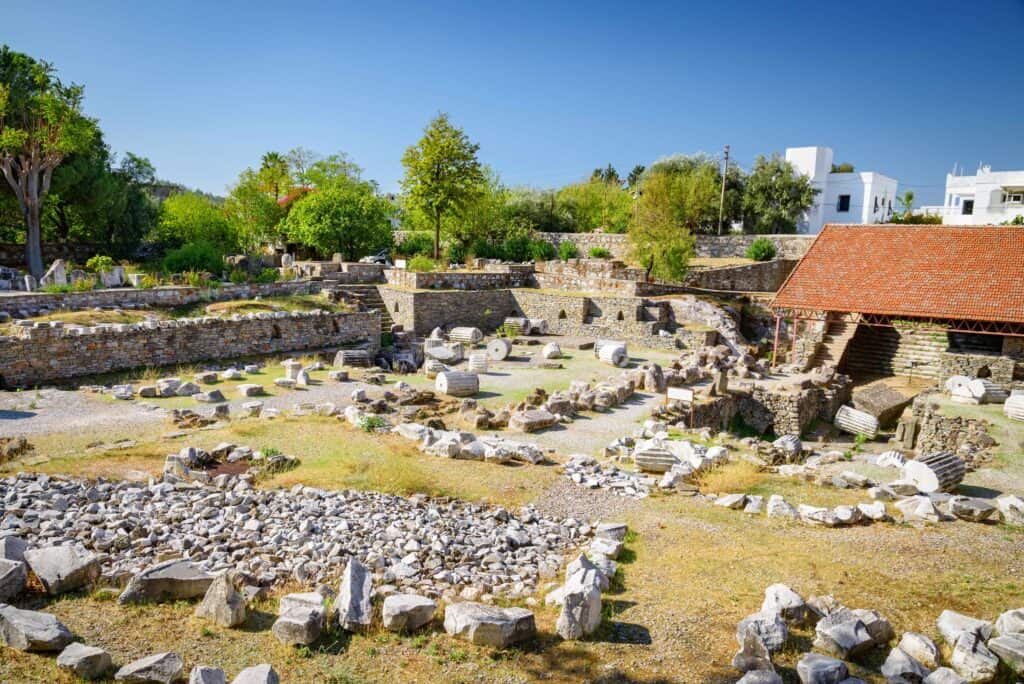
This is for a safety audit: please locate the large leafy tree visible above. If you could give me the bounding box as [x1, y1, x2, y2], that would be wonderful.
[742, 153, 817, 234]
[556, 178, 633, 233]
[629, 171, 698, 280]
[401, 113, 485, 259]
[282, 179, 392, 260]
[637, 153, 744, 234]
[224, 168, 285, 251]
[505, 187, 576, 233]
[43, 134, 157, 257]
[0, 46, 97, 276]
[154, 192, 238, 252]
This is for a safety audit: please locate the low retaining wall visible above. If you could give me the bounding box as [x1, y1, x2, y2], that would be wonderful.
[293, 261, 386, 283]
[686, 259, 798, 293]
[378, 287, 514, 333]
[695, 235, 815, 259]
[383, 269, 532, 290]
[0, 310, 380, 387]
[911, 393, 996, 466]
[534, 233, 815, 260]
[0, 281, 323, 316]
[671, 378, 850, 436]
[0, 243, 99, 268]
[939, 351, 1020, 390]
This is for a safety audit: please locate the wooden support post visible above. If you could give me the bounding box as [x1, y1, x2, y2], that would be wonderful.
[789, 319, 799, 365]
[772, 315, 782, 369]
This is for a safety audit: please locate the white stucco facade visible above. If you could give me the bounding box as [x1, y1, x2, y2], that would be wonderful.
[920, 166, 1024, 225]
[785, 146, 898, 234]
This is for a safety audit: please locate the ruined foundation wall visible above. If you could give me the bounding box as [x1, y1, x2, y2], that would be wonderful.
[0, 311, 380, 387]
[377, 287, 514, 334]
[686, 259, 798, 293]
[911, 392, 996, 466]
[0, 281, 323, 317]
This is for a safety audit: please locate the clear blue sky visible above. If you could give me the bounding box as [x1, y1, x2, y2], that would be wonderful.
[6, 0, 1023, 204]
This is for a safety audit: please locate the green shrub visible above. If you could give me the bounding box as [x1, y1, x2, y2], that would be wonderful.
[407, 255, 436, 272]
[253, 268, 279, 284]
[40, 283, 72, 294]
[71, 277, 99, 292]
[529, 239, 556, 261]
[164, 242, 225, 275]
[558, 241, 579, 261]
[395, 232, 435, 257]
[745, 237, 777, 262]
[501, 233, 533, 262]
[470, 237, 500, 259]
[137, 274, 159, 289]
[359, 415, 389, 432]
[588, 246, 612, 259]
[445, 242, 467, 265]
[85, 255, 115, 273]
[229, 268, 248, 284]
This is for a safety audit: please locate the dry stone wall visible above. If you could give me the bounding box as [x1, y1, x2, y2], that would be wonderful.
[0, 311, 380, 387]
[0, 243, 98, 268]
[911, 392, 996, 465]
[694, 234, 815, 259]
[384, 269, 531, 290]
[378, 287, 514, 333]
[686, 259, 798, 293]
[0, 281, 323, 317]
[939, 351, 1020, 390]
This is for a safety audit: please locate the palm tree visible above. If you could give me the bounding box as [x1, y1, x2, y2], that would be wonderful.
[897, 190, 914, 217]
[259, 152, 290, 201]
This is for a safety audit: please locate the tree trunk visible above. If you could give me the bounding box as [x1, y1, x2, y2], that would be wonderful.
[24, 202, 44, 278]
[433, 211, 441, 261]
[24, 168, 44, 278]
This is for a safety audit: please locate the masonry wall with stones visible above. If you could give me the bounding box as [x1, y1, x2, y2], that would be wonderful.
[911, 392, 996, 466]
[0, 311, 380, 387]
[383, 269, 531, 290]
[694, 234, 815, 259]
[735, 377, 852, 436]
[0, 243, 99, 268]
[293, 261, 386, 283]
[509, 290, 694, 349]
[686, 259, 798, 293]
[377, 287, 515, 333]
[939, 350, 1022, 389]
[0, 280, 324, 317]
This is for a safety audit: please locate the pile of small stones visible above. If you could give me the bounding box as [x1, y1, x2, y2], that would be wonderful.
[0, 472, 590, 598]
[391, 421, 547, 465]
[733, 583, 1024, 683]
[562, 454, 654, 499]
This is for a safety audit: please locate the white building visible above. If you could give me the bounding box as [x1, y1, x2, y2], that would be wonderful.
[785, 146, 899, 234]
[920, 165, 1024, 225]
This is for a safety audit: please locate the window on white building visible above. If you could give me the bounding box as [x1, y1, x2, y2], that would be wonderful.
[873, 197, 879, 212]
[963, 200, 974, 215]
[1003, 191, 1023, 204]
[837, 195, 851, 212]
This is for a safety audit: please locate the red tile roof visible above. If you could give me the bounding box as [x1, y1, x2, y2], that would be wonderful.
[772, 224, 1024, 324]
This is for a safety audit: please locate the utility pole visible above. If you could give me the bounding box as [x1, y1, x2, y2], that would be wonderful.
[718, 144, 730, 235]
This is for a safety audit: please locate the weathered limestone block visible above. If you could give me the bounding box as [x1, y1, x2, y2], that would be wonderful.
[114, 652, 184, 683]
[118, 559, 213, 604]
[0, 604, 74, 652]
[443, 602, 536, 648]
[382, 594, 437, 632]
[23, 545, 100, 595]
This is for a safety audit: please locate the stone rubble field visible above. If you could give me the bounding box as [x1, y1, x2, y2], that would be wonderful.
[0, 471, 590, 599]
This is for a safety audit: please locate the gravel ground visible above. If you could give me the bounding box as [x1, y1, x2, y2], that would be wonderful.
[532, 475, 640, 521]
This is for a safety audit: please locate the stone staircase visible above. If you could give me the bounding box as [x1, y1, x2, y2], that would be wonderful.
[328, 285, 393, 334]
[806, 320, 857, 370]
[842, 325, 948, 380]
